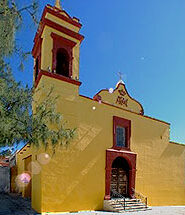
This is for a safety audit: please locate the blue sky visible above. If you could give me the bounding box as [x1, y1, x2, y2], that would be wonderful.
[11, 0, 185, 144]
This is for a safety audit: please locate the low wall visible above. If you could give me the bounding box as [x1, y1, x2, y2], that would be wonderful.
[0, 166, 10, 193]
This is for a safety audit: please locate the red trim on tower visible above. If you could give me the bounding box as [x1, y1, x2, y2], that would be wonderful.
[105, 149, 137, 200]
[44, 18, 84, 42]
[113, 116, 131, 150]
[32, 37, 42, 58]
[51, 32, 76, 47]
[34, 70, 81, 88]
[51, 32, 76, 76]
[33, 17, 84, 45]
[32, 37, 43, 82]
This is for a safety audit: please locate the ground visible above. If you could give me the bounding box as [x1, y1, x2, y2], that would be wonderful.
[0, 193, 37, 215]
[0, 193, 185, 215]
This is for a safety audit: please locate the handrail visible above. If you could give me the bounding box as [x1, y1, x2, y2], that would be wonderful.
[111, 190, 126, 210]
[131, 188, 148, 208]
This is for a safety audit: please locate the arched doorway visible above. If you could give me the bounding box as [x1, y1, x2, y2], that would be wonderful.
[56, 48, 70, 77]
[110, 157, 130, 197]
[105, 149, 136, 200]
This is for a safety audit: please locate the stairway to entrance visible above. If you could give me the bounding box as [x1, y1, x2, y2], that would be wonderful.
[104, 198, 151, 213]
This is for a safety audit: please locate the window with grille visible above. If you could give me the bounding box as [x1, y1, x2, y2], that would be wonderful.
[116, 126, 126, 147]
[113, 116, 131, 149]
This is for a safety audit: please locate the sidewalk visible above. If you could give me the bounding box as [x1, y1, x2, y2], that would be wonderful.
[54, 207, 184, 215]
[0, 193, 184, 215]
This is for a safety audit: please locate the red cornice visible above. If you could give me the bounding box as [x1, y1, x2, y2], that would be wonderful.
[44, 5, 82, 28]
[32, 6, 84, 50]
[79, 95, 170, 125]
[43, 18, 84, 42]
[34, 70, 81, 89]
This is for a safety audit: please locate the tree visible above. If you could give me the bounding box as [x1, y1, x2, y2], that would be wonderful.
[0, 0, 37, 64]
[0, 1, 76, 153]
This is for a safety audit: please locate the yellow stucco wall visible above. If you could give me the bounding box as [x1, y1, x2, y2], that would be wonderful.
[32, 76, 185, 213]
[16, 145, 42, 213]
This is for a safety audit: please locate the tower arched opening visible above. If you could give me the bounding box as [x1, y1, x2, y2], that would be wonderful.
[56, 48, 70, 77]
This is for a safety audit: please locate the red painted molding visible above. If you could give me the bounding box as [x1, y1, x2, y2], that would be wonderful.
[32, 37, 42, 58]
[81, 95, 170, 125]
[113, 116, 131, 150]
[105, 149, 137, 200]
[32, 37, 43, 83]
[33, 15, 84, 46]
[51, 32, 76, 47]
[44, 18, 84, 42]
[34, 70, 82, 89]
[51, 32, 75, 75]
[44, 5, 82, 28]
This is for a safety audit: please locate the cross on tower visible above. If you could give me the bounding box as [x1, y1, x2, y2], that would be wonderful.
[55, 0, 62, 9]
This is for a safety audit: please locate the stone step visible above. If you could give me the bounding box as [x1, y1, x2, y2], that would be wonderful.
[104, 198, 150, 213]
[111, 200, 141, 204]
[113, 205, 147, 210]
[112, 198, 140, 202]
[110, 203, 147, 209]
[116, 200, 141, 204]
[111, 201, 144, 205]
[110, 202, 145, 207]
[120, 208, 151, 213]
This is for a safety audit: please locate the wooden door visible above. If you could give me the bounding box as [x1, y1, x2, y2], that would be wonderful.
[24, 156, 32, 198]
[110, 168, 128, 196]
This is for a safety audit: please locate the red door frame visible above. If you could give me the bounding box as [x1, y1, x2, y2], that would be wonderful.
[105, 149, 137, 200]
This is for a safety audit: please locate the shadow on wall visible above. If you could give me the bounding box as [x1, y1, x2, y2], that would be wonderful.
[160, 142, 185, 158]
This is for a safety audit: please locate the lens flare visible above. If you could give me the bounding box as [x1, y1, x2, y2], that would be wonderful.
[37, 153, 51, 165]
[109, 88, 114, 93]
[15, 173, 31, 188]
[28, 161, 41, 175]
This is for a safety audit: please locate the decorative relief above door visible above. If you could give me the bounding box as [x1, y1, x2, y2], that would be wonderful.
[93, 82, 144, 115]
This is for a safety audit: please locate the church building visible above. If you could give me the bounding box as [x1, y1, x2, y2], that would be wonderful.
[16, 1, 185, 213]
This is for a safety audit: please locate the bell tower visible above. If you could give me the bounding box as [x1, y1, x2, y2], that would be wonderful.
[32, 0, 84, 86]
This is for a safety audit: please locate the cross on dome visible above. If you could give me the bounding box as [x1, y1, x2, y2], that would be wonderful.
[118, 71, 123, 81]
[55, 0, 62, 9]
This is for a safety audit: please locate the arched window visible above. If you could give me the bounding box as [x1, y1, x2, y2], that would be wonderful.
[56, 48, 70, 77]
[35, 58, 39, 81]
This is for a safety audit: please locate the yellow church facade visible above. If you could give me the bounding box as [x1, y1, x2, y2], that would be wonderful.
[16, 2, 185, 213]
